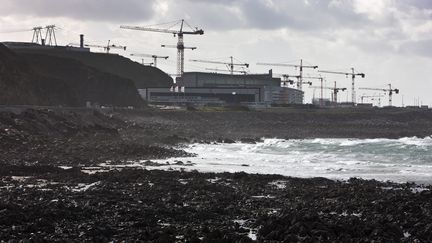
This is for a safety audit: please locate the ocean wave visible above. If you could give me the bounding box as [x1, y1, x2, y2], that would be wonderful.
[177, 137, 432, 184]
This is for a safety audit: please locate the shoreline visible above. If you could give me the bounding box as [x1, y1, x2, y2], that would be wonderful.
[1, 166, 431, 241]
[1, 107, 432, 241]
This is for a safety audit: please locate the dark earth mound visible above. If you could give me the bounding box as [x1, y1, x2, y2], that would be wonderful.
[0, 109, 189, 166]
[0, 44, 76, 106]
[0, 44, 145, 107]
[21, 53, 145, 107]
[13, 47, 173, 89]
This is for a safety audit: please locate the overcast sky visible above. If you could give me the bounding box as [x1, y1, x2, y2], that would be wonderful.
[1, 0, 432, 106]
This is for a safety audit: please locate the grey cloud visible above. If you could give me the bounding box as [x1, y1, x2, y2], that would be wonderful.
[399, 39, 432, 58]
[397, 0, 432, 10]
[0, 0, 156, 23]
[169, 0, 432, 33]
[1, 0, 431, 60]
[164, 0, 432, 60]
[245, 0, 369, 31]
[165, 0, 382, 32]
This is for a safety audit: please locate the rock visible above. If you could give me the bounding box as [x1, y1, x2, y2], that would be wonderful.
[223, 138, 235, 144]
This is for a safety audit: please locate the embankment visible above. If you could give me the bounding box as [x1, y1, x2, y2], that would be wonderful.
[113, 108, 432, 144]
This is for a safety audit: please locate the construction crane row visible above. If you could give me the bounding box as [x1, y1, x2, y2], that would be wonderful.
[27, 20, 399, 106]
[258, 60, 400, 106]
[118, 19, 401, 106]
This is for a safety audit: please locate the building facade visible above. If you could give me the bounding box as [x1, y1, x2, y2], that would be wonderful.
[140, 71, 303, 105]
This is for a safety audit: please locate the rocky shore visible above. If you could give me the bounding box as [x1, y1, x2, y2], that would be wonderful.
[0, 167, 431, 242]
[1, 107, 432, 242]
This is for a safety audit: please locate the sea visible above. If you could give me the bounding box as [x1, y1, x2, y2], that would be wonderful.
[151, 137, 432, 184]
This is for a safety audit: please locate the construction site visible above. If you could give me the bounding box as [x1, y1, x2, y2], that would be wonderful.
[2, 17, 432, 242]
[1, 20, 426, 110]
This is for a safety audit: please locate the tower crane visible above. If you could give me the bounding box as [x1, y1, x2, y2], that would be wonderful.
[304, 76, 325, 106]
[279, 74, 299, 87]
[190, 56, 249, 75]
[309, 82, 347, 103]
[84, 40, 126, 54]
[359, 84, 399, 106]
[280, 74, 312, 87]
[257, 59, 318, 91]
[318, 68, 365, 104]
[130, 54, 168, 68]
[120, 19, 204, 76]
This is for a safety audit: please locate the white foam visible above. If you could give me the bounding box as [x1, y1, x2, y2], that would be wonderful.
[70, 181, 101, 192]
[152, 137, 432, 184]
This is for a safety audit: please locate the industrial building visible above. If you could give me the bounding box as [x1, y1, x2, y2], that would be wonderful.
[139, 70, 304, 105]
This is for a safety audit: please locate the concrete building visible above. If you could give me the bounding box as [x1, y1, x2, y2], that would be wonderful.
[177, 71, 280, 87]
[140, 71, 303, 105]
[139, 87, 261, 105]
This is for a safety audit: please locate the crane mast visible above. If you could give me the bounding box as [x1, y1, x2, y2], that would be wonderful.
[319, 68, 365, 104]
[359, 84, 399, 106]
[120, 19, 204, 76]
[304, 76, 325, 106]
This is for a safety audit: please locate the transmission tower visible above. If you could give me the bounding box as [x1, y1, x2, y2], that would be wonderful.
[45, 25, 57, 46]
[31, 26, 44, 44]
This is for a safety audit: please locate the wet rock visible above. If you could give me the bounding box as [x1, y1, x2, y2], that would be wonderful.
[222, 138, 236, 144]
[1, 108, 432, 241]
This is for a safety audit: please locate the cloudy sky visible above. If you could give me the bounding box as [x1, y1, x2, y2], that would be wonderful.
[1, 0, 432, 106]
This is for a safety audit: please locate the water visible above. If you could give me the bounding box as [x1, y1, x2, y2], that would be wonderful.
[154, 137, 432, 184]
